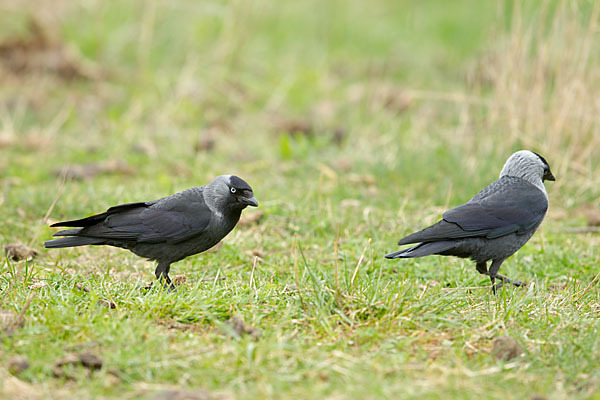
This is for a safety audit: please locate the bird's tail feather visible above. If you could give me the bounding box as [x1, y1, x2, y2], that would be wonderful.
[52, 228, 82, 237]
[44, 236, 105, 248]
[385, 241, 458, 259]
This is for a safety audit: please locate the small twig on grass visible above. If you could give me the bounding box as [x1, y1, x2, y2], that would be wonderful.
[100, 282, 119, 311]
[417, 281, 430, 300]
[574, 271, 600, 307]
[16, 291, 36, 327]
[249, 256, 258, 290]
[350, 240, 369, 289]
[208, 271, 225, 286]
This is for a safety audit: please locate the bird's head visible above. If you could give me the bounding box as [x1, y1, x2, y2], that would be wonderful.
[500, 150, 555, 184]
[206, 175, 258, 211]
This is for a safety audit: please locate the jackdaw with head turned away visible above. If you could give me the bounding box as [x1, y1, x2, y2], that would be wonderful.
[45, 175, 258, 289]
[385, 150, 555, 291]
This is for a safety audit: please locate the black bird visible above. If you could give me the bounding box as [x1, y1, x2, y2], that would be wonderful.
[385, 150, 555, 291]
[45, 175, 258, 289]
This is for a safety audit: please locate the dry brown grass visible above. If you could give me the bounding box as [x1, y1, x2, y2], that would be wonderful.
[478, 1, 599, 198]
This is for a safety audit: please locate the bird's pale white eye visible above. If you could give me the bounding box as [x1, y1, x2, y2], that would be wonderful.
[230, 187, 236, 194]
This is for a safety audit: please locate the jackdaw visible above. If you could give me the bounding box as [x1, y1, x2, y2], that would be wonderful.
[45, 175, 258, 289]
[385, 150, 555, 291]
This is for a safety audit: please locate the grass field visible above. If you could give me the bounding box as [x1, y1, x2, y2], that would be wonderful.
[1, 1, 599, 399]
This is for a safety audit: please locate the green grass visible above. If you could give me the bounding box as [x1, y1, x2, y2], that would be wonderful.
[1, 1, 599, 399]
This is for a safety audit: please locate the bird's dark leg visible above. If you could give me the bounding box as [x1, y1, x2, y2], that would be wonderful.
[155, 262, 175, 291]
[475, 261, 498, 293]
[488, 259, 504, 294]
[475, 261, 488, 275]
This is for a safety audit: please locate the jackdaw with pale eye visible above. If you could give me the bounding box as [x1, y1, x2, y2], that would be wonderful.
[45, 175, 258, 289]
[385, 150, 555, 292]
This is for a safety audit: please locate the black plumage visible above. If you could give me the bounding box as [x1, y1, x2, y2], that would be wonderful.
[385, 150, 555, 291]
[45, 175, 258, 288]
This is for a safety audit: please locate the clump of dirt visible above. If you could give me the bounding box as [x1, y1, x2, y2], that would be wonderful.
[244, 249, 264, 261]
[172, 275, 187, 286]
[530, 394, 547, 400]
[27, 280, 47, 290]
[491, 336, 524, 361]
[8, 355, 30, 375]
[277, 120, 314, 138]
[223, 315, 261, 339]
[52, 352, 103, 379]
[0, 17, 100, 80]
[272, 117, 346, 146]
[148, 389, 219, 400]
[4, 243, 39, 261]
[97, 298, 116, 309]
[74, 283, 116, 309]
[78, 352, 103, 370]
[1, 295, 34, 340]
[347, 82, 413, 114]
[12, 132, 54, 152]
[75, 282, 90, 293]
[0, 310, 19, 333]
[238, 210, 264, 226]
[575, 204, 600, 227]
[194, 136, 216, 153]
[130, 141, 158, 156]
[53, 160, 134, 180]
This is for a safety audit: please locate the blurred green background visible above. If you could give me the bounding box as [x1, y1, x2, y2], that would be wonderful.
[0, 1, 598, 399]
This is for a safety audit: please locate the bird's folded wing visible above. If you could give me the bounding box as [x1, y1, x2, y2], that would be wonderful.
[397, 219, 487, 245]
[444, 177, 548, 238]
[75, 201, 212, 244]
[398, 177, 548, 244]
[50, 201, 155, 227]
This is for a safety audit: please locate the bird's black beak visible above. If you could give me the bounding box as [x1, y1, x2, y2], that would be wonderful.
[241, 196, 259, 207]
[544, 170, 556, 182]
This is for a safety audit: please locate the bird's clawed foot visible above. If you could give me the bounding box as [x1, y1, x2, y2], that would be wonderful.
[158, 275, 177, 292]
[496, 273, 527, 288]
[490, 273, 527, 294]
[141, 274, 177, 293]
[140, 281, 177, 292]
[164, 283, 177, 292]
